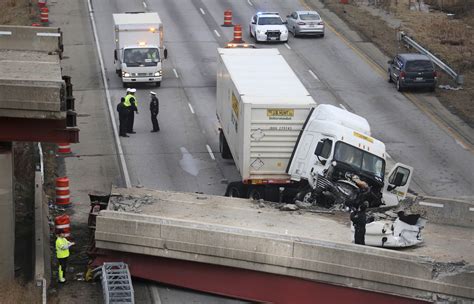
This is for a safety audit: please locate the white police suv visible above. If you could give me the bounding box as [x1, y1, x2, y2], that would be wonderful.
[249, 12, 289, 43]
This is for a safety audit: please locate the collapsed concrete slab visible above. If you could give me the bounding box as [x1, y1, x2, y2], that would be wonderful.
[95, 187, 474, 302]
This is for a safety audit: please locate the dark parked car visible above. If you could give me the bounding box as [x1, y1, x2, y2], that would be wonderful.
[388, 53, 437, 92]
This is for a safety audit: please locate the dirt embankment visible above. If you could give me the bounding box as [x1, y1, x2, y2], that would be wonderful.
[322, 0, 474, 127]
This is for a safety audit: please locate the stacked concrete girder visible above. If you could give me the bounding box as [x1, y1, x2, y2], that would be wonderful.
[95, 188, 474, 302]
[0, 25, 78, 143]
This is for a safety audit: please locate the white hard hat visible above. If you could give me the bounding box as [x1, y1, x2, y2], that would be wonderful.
[126, 88, 131, 92]
[150, 91, 156, 95]
[129, 88, 137, 93]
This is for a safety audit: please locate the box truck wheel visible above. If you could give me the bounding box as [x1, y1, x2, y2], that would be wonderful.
[219, 131, 232, 159]
[155, 81, 161, 87]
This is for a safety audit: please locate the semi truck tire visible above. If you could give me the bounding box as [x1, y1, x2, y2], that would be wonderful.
[248, 187, 264, 201]
[219, 131, 232, 159]
[155, 81, 161, 87]
[225, 181, 246, 198]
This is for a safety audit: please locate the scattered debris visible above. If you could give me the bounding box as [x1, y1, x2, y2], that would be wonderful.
[307, 209, 335, 215]
[109, 194, 156, 213]
[295, 200, 312, 209]
[280, 204, 299, 211]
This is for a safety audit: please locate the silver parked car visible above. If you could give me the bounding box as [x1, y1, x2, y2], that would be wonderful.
[286, 11, 324, 37]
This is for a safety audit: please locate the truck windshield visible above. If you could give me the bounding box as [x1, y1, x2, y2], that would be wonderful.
[333, 142, 385, 179]
[123, 48, 159, 67]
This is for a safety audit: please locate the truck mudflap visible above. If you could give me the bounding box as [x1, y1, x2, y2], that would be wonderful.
[90, 249, 427, 304]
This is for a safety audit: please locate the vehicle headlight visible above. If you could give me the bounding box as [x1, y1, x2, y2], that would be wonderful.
[123, 72, 130, 77]
[257, 29, 263, 34]
[154, 71, 162, 77]
[283, 29, 288, 34]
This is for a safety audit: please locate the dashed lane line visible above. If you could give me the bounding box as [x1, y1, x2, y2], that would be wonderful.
[206, 144, 215, 160]
[308, 69, 320, 81]
[188, 103, 195, 114]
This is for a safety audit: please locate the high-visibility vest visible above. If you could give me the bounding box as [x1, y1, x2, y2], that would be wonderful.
[124, 94, 137, 108]
[56, 237, 70, 259]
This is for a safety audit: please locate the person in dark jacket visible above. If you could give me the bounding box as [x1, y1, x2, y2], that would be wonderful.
[116, 97, 129, 137]
[149, 91, 160, 132]
[350, 201, 368, 245]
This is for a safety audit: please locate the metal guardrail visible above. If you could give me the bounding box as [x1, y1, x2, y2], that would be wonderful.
[398, 31, 464, 85]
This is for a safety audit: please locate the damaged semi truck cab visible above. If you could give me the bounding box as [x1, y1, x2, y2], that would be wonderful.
[287, 105, 413, 207]
[217, 48, 412, 207]
[113, 12, 168, 87]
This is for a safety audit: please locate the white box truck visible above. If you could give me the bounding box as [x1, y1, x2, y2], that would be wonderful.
[113, 12, 168, 87]
[217, 48, 413, 208]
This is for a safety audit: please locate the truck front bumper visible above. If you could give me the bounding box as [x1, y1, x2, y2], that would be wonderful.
[122, 76, 162, 83]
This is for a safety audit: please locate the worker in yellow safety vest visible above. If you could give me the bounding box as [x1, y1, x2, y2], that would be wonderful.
[124, 88, 138, 134]
[56, 232, 75, 283]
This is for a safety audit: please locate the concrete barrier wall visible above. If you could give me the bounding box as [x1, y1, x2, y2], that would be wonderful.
[95, 211, 474, 301]
[411, 196, 474, 228]
[0, 26, 62, 54]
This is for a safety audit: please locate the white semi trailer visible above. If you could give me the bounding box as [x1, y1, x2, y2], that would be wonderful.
[216, 48, 412, 207]
[113, 12, 167, 87]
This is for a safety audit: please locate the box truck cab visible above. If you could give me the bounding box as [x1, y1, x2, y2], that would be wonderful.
[113, 12, 168, 87]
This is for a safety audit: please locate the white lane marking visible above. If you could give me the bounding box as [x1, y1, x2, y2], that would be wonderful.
[200, 8, 205, 15]
[285, 43, 291, 49]
[247, 0, 253, 6]
[419, 201, 444, 208]
[149, 285, 162, 304]
[206, 144, 216, 160]
[339, 104, 347, 111]
[470, 207, 474, 212]
[214, 29, 221, 37]
[455, 138, 467, 150]
[188, 103, 195, 114]
[143, 1, 147, 8]
[173, 68, 179, 78]
[87, 0, 131, 188]
[308, 69, 320, 81]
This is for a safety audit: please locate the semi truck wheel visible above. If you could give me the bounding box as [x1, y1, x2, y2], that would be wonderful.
[248, 187, 264, 201]
[225, 182, 245, 198]
[219, 131, 232, 159]
[155, 81, 161, 87]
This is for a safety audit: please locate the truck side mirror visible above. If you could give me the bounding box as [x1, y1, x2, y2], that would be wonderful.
[283, 21, 288, 24]
[387, 59, 393, 64]
[164, 48, 168, 59]
[387, 172, 404, 191]
[114, 50, 117, 61]
[251, 21, 256, 25]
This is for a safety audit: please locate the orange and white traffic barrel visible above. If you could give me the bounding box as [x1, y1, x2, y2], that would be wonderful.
[222, 10, 233, 27]
[232, 24, 243, 43]
[58, 143, 71, 154]
[38, 0, 47, 7]
[55, 214, 71, 238]
[40, 7, 49, 24]
[55, 177, 71, 207]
